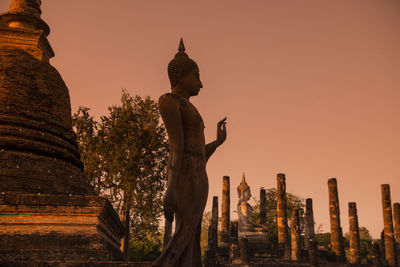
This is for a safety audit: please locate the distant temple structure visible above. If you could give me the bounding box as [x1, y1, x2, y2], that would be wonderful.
[0, 0, 125, 264]
[205, 173, 400, 267]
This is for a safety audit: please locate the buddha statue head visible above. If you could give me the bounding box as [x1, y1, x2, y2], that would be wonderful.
[237, 173, 251, 203]
[168, 38, 199, 89]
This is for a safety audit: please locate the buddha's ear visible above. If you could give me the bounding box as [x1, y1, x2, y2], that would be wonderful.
[176, 75, 184, 89]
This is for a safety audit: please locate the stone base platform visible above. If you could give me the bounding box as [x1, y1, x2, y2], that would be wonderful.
[0, 261, 152, 267]
[0, 193, 125, 262]
[228, 260, 370, 267]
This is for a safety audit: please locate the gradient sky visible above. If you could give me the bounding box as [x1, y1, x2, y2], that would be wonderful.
[2, 0, 399, 238]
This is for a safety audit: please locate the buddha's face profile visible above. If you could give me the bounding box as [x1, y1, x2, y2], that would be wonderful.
[243, 188, 251, 202]
[238, 186, 251, 202]
[179, 68, 203, 97]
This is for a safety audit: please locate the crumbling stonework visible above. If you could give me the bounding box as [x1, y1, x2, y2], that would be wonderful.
[221, 175, 230, 245]
[290, 208, 301, 260]
[305, 198, 315, 250]
[211, 196, 219, 250]
[0, 0, 124, 263]
[277, 173, 290, 259]
[205, 196, 219, 267]
[0, 0, 91, 196]
[381, 184, 397, 266]
[305, 198, 318, 266]
[393, 202, 400, 259]
[0, 194, 124, 261]
[348, 202, 361, 264]
[327, 178, 345, 262]
[260, 188, 266, 224]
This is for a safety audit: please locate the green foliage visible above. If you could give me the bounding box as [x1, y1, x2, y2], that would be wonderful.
[130, 233, 162, 261]
[72, 89, 169, 241]
[344, 226, 373, 264]
[201, 211, 212, 259]
[251, 188, 305, 244]
[315, 232, 331, 249]
[72, 107, 102, 191]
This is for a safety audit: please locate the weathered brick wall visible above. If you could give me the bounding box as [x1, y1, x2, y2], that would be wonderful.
[0, 48, 93, 195]
[0, 194, 125, 262]
[0, 2, 127, 264]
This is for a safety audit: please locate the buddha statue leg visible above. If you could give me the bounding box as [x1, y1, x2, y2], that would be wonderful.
[178, 222, 202, 266]
[153, 155, 208, 267]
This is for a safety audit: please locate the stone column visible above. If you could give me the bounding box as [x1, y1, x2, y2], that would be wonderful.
[205, 226, 214, 267]
[291, 208, 301, 260]
[205, 196, 218, 267]
[277, 173, 289, 258]
[260, 188, 266, 225]
[221, 176, 230, 245]
[372, 241, 382, 266]
[381, 184, 397, 266]
[393, 202, 400, 259]
[230, 221, 239, 245]
[305, 198, 315, 250]
[207, 225, 212, 250]
[308, 238, 319, 267]
[327, 178, 345, 261]
[381, 230, 386, 265]
[305, 198, 318, 265]
[348, 202, 361, 264]
[211, 196, 218, 250]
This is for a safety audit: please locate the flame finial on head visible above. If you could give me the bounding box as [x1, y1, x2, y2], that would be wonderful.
[178, 38, 185, 52]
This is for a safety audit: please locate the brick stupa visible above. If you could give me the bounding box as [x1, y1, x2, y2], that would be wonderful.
[0, 0, 124, 263]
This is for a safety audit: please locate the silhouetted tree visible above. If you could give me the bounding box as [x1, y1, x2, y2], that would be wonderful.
[72, 89, 168, 259]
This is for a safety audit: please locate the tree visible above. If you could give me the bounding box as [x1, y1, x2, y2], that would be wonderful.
[72, 107, 102, 192]
[201, 211, 212, 259]
[251, 188, 305, 245]
[72, 89, 169, 260]
[129, 232, 163, 261]
[344, 226, 373, 264]
[315, 232, 331, 249]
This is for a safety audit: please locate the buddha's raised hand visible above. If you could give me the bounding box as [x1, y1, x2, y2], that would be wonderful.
[216, 117, 227, 145]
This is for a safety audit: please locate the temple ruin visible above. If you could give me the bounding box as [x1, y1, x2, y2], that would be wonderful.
[0, 0, 126, 264]
[381, 184, 397, 266]
[204, 174, 398, 267]
[348, 202, 361, 264]
[327, 178, 346, 262]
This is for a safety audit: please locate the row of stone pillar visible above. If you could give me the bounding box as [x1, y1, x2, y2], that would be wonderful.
[209, 173, 308, 262]
[209, 174, 400, 266]
[205, 176, 231, 267]
[327, 179, 400, 266]
[276, 175, 400, 266]
[276, 173, 316, 261]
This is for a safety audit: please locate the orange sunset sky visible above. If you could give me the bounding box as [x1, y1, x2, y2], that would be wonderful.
[1, 0, 399, 238]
